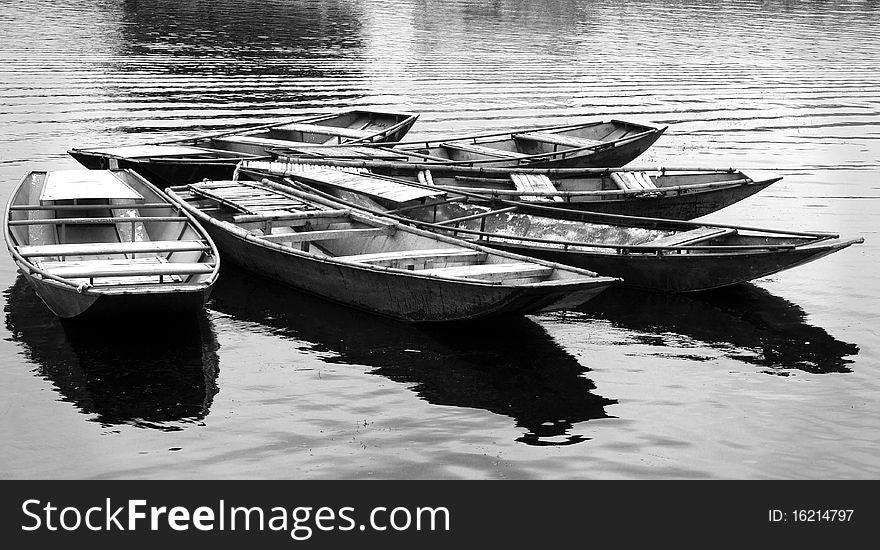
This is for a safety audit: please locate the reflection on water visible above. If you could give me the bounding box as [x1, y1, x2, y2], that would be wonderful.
[578, 285, 860, 375]
[4, 277, 221, 430]
[209, 264, 615, 446]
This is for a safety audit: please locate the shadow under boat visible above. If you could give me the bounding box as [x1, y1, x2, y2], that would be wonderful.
[208, 263, 616, 446]
[576, 284, 859, 375]
[4, 276, 221, 430]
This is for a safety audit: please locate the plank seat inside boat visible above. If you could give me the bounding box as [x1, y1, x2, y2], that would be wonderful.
[510, 174, 563, 202]
[278, 145, 407, 160]
[513, 132, 606, 149]
[232, 209, 351, 223]
[259, 226, 395, 243]
[212, 135, 313, 149]
[641, 226, 737, 248]
[18, 240, 211, 258]
[610, 171, 658, 190]
[419, 262, 553, 283]
[37, 257, 215, 283]
[40, 170, 144, 202]
[339, 247, 485, 268]
[188, 182, 320, 215]
[269, 123, 374, 139]
[439, 142, 529, 159]
[290, 168, 444, 204]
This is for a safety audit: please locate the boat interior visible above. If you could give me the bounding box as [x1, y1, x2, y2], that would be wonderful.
[404, 202, 825, 254]
[204, 111, 410, 155]
[176, 179, 588, 285]
[403, 120, 653, 162]
[418, 169, 754, 200]
[7, 170, 216, 290]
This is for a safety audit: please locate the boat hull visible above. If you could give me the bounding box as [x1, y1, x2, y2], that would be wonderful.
[67, 151, 256, 189]
[512, 179, 775, 220]
[482, 241, 855, 293]
[520, 129, 664, 169]
[20, 268, 212, 319]
[198, 220, 608, 322]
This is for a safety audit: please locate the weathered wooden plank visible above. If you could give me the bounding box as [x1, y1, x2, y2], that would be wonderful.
[419, 262, 553, 282]
[513, 132, 605, 148]
[641, 227, 736, 247]
[19, 240, 210, 257]
[291, 168, 442, 204]
[510, 173, 563, 202]
[259, 226, 395, 243]
[610, 171, 657, 190]
[233, 209, 350, 223]
[339, 248, 484, 265]
[40, 260, 215, 279]
[40, 170, 144, 202]
[280, 145, 407, 159]
[269, 123, 373, 139]
[9, 216, 187, 226]
[11, 202, 171, 211]
[439, 142, 529, 158]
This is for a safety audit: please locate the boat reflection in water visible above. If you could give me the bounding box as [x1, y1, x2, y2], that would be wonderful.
[209, 264, 615, 446]
[577, 285, 859, 375]
[4, 277, 221, 430]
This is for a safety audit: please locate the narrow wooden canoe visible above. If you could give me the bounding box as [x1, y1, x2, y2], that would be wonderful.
[67, 109, 419, 187]
[242, 164, 863, 293]
[4, 169, 220, 318]
[272, 118, 667, 169]
[164, 179, 619, 322]
[256, 157, 778, 220]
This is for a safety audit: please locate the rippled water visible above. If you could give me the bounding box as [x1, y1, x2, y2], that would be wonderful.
[1, 0, 878, 479]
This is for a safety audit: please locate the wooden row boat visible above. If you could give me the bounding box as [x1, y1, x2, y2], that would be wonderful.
[238, 163, 863, 293]
[67, 109, 419, 187]
[271, 119, 667, 169]
[4, 169, 220, 319]
[164, 179, 619, 322]
[256, 157, 778, 220]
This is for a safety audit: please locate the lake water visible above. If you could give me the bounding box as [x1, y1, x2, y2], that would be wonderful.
[1, 0, 878, 479]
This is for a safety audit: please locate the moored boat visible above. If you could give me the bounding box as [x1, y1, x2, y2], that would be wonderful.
[272, 118, 667, 169]
[253, 157, 778, 220]
[67, 109, 419, 187]
[240, 163, 863, 293]
[164, 179, 619, 322]
[4, 169, 220, 318]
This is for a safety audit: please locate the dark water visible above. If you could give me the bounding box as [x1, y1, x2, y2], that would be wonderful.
[1, 0, 878, 479]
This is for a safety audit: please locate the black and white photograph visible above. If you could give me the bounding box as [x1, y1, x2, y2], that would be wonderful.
[1, 0, 877, 542]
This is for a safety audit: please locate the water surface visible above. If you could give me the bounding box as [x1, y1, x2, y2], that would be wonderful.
[1, 0, 878, 479]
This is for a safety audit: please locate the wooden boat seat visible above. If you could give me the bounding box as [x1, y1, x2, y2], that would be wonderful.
[18, 240, 211, 258]
[439, 142, 530, 159]
[40, 170, 144, 202]
[290, 168, 444, 204]
[278, 145, 408, 160]
[259, 226, 395, 243]
[213, 135, 312, 149]
[270, 123, 374, 140]
[513, 132, 606, 149]
[38, 257, 215, 282]
[510, 174, 564, 202]
[610, 171, 658, 190]
[232, 209, 351, 224]
[641, 227, 737, 248]
[419, 262, 553, 283]
[339, 248, 485, 268]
